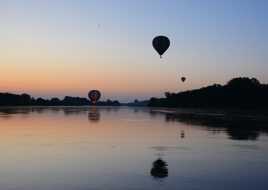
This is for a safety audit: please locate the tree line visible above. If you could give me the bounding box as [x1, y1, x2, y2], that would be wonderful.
[148, 77, 268, 108]
[0, 93, 120, 106]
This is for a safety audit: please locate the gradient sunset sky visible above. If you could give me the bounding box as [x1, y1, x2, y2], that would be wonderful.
[1, 0, 268, 102]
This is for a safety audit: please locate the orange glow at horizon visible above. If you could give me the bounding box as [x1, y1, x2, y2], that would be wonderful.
[1, 46, 207, 100]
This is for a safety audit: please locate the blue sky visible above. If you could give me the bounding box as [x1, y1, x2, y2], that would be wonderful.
[1, 0, 268, 102]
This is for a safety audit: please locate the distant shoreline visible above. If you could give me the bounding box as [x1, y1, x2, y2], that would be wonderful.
[0, 93, 120, 107]
[148, 77, 268, 109]
[1, 77, 268, 109]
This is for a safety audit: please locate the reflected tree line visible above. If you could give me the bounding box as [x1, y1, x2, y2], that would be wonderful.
[1, 106, 267, 141]
[163, 111, 268, 141]
[0, 107, 122, 123]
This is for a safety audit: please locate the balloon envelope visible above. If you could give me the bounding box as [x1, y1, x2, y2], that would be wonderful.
[152, 36, 170, 58]
[88, 90, 101, 104]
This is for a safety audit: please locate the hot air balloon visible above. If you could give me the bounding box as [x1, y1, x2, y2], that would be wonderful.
[181, 77, 186, 82]
[152, 36, 170, 58]
[88, 90, 101, 104]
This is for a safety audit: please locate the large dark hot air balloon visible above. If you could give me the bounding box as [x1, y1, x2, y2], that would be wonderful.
[88, 90, 101, 104]
[152, 36, 170, 58]
[181, 77, 186, 82]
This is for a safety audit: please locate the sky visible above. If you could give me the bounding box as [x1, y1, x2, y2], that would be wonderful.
[1, 0, 268, 102]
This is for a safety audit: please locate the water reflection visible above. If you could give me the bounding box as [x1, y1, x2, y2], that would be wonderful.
[150, 158, 168, 179]
[1, 107, 268, 141]
[63, 107, 88, 116]
[155, 110, 268, 141]
[88, 107, 100, 122]
[226, 128, 259, 141]
[0, 107, 268, 190]
[180, 130, 185, 139]
[0, 107, 32, 115]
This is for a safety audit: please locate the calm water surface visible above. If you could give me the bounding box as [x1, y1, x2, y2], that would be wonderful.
[0, 107, 268, 190]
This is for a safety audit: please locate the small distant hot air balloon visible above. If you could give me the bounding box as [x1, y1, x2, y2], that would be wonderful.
[88, 90, 101, 104]
[181, 77, 186, 82]
[152, 36, 170, 58]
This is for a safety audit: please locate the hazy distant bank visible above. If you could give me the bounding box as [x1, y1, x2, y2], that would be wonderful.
[0, 93, 120, 107]
[1, 77, 268, 109]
